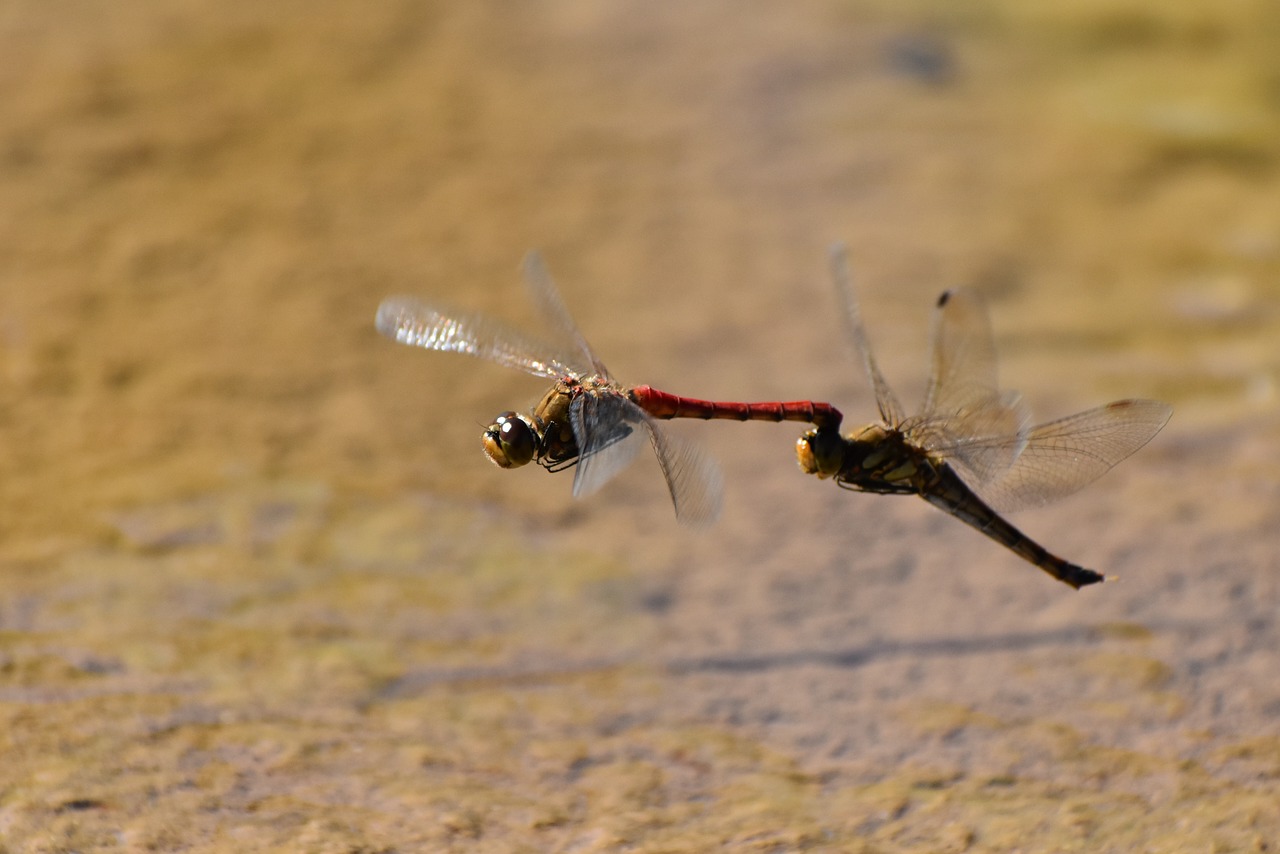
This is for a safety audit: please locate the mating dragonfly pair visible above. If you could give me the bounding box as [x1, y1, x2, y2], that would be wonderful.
[376, 249, 1170, 589]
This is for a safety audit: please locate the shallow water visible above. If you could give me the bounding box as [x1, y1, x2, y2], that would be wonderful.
[2, 1, 1279, 850]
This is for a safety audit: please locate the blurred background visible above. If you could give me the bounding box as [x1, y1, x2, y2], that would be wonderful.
[1, 1, 1278, 849]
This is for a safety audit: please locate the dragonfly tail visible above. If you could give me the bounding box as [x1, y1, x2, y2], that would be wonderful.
[923, 468, 1106, 590]
[1051, 562, 1106, 590]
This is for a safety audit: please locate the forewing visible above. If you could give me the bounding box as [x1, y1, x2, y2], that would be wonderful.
[568, 391, 649, 499]
[523, 251, 612, 379]
[829, 244, 904, 426]
[907, 287, 1034, 485]
[909, 290, 1171, 511]
[570, 391, 723, 525]
[375, 296, 581, 379]
[921, 288, 1000, 419]
[961, 399, 1173, 513]
[908, 389, 1032, 486]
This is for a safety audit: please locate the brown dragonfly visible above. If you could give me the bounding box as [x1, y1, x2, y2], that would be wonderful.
[377, 251, 842, 525]
[797, 246, 1171, 588]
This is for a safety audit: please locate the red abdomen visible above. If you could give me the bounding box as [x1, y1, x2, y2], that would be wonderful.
[630, 385, 841, 430]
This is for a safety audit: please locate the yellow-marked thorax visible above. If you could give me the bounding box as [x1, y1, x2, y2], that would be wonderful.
[801, 422, 945, 497]
[530, 381, 581, 464]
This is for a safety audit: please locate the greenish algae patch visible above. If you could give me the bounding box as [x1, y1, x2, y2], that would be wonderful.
[0, 482, 680, 849]
[1081, 650, 1173, 690]
[897, 699, 1007, 736]
[816, 699, 1280, 851]
[1092, 621, 1155, 642]
[4, 551, 1280, 850]
[1213, 736, 1280, 781]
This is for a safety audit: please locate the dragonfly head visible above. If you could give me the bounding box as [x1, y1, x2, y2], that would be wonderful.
[796, 427, 845, 479]
[482, 411, 539, 468]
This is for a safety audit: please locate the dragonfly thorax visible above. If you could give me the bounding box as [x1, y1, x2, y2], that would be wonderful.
[530, 382, 583, 468]
[834, 424, 934, 495]
[798, 422, 933, 496]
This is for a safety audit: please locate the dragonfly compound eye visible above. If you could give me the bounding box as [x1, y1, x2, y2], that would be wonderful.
[482, 411, 537, 468]
[796, 428, 844, 479]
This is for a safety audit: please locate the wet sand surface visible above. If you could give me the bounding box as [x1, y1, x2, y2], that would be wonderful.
[2, 1, 1280, 850]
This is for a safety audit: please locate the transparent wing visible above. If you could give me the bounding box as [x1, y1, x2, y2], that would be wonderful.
[905, 390, 1032, 487]
[645, 420, 724, 526]
[921, 288, 999, 418]
[902, 288, 1172, 510]
[943, 399, 1172, 513]
[568, 391, 650, 499]
[523, 251, 612, 380]
[570, 390, 723, 525]
[829, 244, 904, 426]
[375, 296, 582, 380]
[906, 286, 1031, 484]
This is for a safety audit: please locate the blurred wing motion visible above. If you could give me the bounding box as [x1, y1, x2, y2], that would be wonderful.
[830, 245, 904, 427]
[570, 390, 723, 525]
[375, 296, 582, 380]
[522, 250, 610, 379]
[375, 253, 726, 526]
[646, 421, 725, 526]
[568, 391, 649, 498]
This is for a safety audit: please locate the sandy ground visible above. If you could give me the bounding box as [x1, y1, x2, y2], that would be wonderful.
[2, 1, 1280, 851]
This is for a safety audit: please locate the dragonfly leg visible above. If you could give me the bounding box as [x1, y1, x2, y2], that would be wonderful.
[834, 478, 917, 496]
[542, 455, 580, 473]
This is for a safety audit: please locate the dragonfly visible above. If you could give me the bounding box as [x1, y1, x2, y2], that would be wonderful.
[796, 245, 1172, 588]
[377, 251, 843, 525]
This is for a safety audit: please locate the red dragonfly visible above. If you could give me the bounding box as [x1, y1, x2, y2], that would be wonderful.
[377, 251, 842, 525]
[797, 246, 1171, 588]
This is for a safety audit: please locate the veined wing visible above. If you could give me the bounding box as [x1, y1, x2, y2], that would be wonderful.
[829, 244, 904, 427]
[376, 296, 583, 380]
[646, 419, 724, 526]
[570, 390, 723, 525]
[921, 288, 1000, 419]
[568, 390, 648, 499]
[905, 389, 1031, 487]
[523, 251, 612, 380]
[907, 287, 1032, 484]
[937, 399, 1172, 513]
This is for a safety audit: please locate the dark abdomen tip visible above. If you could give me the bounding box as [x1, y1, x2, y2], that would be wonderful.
[1066, 566, 1106, 589]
